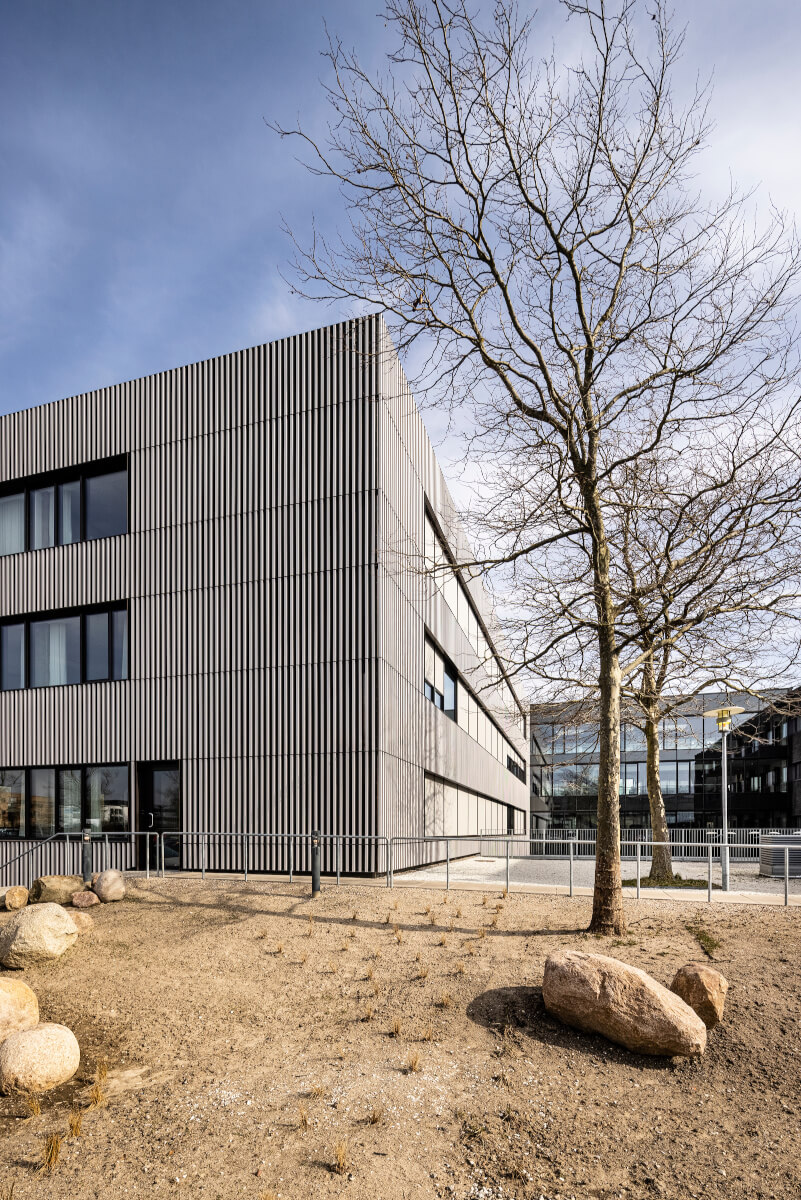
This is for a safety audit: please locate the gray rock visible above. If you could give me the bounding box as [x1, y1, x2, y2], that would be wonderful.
[0, 979, 39, 1044]
[0, 903, 79, 968]
[29, 875, 87, 905]
[542, 949, 707, 1057]
[0, 1023, 80, 1093]
[671, 962, 728, 1028]
[92, 869, 126, 903]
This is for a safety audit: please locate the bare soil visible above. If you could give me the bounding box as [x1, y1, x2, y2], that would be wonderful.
[0, 878, 798, 1200]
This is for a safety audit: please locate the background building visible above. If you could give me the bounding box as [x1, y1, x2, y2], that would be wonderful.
[530, 693, 800, 830]
[0, 316, 528, 881]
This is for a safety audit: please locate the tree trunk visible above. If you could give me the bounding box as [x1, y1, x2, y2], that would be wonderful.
[589, 651, 626, 934]
[644, 707, 674, 883]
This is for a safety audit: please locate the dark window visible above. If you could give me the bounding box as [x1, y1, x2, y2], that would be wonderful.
[0, 493, 25, 555]
[29, 768, 55, 838]
[0, 456, 128, 557]
[86, 765, 130, 833]
[58, 768, 82, 833]
[443, 662, 457, 721]
[0, 768, 25, 838]
[1, 624, 25, 691]
[30, 616, 81, 687]
[85, 470, 127, 540]
[0, 604, 127, 691]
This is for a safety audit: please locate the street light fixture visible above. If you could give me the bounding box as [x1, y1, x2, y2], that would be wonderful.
[702, 704, 745, 891]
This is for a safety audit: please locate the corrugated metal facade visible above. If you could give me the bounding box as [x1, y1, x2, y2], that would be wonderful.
[0, 316, 528, 881]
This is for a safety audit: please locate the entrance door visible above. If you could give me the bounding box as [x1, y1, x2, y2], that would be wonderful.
[137, 763, 181, 870]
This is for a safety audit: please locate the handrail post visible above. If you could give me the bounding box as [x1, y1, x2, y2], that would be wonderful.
[146, 833, 150, 880]
[289, 836, 294, 884]
[244, 835, 248, 883]
[389, 838, 394, 889]
[506, 837, 510, 895]
[446, 839, 450, 892]
[336, 835, 341, 887]
[160, 833, 165, 878]
[104, 832, 109, 871]
[636, 841, 641, 900]
[201, 833, 206, 882]
[707, 843, 712, 903]
[785, 845, 790, 908]
[385, 837, 390, 889]
[569, 840, 574, 897]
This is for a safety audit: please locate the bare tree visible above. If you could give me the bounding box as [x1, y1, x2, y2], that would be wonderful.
[273, 0, 801, 933]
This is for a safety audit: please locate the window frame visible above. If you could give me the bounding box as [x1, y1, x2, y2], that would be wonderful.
[0, 602, 129, 692]
[0, 454, 128, 557]
[0, 763, 131, 839]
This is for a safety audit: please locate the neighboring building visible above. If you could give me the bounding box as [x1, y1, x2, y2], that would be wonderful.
[530, 693, 800, 830]
[0, 316, 528, 880]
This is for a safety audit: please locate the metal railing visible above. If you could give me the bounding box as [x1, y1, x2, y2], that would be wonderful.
[1, 829, 796, 906]
[0, 830, 163, 886]
[514, 826, 788, 861]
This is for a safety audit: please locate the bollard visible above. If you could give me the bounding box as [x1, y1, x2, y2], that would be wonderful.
[81, 827, 92, 884]
[569, 841, 574, 897]
[506, 838, 510, 895]
[311, 830, 321, 898]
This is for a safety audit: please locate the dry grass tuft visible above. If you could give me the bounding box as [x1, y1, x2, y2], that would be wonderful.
[373, 949, 382, 960]
[95, 1058, 108, 1085]
[424, 905, 431, 915]
[491, 914, 499, 928]
[362, 1004, 374, 1022]
[260, 1191, 280, 1200]
[385, 912, 391, 925]
[394, 929, 404, 944]
[275, 941, 284, 955]
[327, 960, 338, 974]
[454, 961, 465, 975]
[478, 926, 487, 939]
[37, 1132, 63, 1175]
[68, 1105, 83, 1138]
[366, 964, 375, 980]
[310, 1083, 325, 1098]
[502, 888, 509, 899]
[392, 899, 399, 910]
[417, 964, 429, 980]
[340, 941, 350, 952]
[482, 895, 489, 906]
[422, 1022, 434, 1042]
[456, 906, 463, 918]
[467, 944, 477, 956]
[298, 1102, 309, 1129]
[299, 951, 308, 965]
[404, 1049, 421, 1074]
[351, 910, 358, 921]
[88, 1082, 106, 1109]
[367, 1104, 384, 1125]
[371, 981, 380, 997]
[333, 1138, 350, 1175]
[442, 893, 448, 904]
[438, 992, 453, 1010]
[306, 915, 315, 937]
[391, 1018, 403, 1037]
[428, 912, 437, 926]
[25, 1095, 41, 1118]
[438, 934, 447, 947]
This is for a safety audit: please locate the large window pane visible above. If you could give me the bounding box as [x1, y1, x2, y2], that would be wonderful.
[443, 662, 457, 721]
[0, 493, 25, 556]
[111, 610, 127, 678]
[86, 765, 129, 833]
[85, 613, 110, 682]
[29, 769, 55, 838]
[29, 486, 55, 550]
[58, 768, 82, 833]
[30, 616, 81, 687]
[1, 623, 25, 690]
[58, 480, 81, 545]
[85, 470, 127, 540]
[0, 769, 25, 837]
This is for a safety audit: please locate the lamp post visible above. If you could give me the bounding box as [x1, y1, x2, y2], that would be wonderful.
[702, 704, 745, 892]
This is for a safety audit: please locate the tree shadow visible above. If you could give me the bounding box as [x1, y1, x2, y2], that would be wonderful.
[466, 985, 676, 1071]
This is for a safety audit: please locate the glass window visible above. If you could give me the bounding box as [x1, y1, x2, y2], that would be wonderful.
[58, 480, 81, 545]
[30, 616, 81, 687]
[661, 762, 677, 794]
[58, 768, 82, 833]
[443, 662, 457, 721]
[85, 612, 110, 682]
[111, 610, 128, 679]
[0, 768, 25, 837]
[85, 470, 127, 540]
[1, 623, 25, 690]
[0, 493, 25, 556]
[87, 765, 129, 833]
[29, 486, 55, 550]
[29, 768, 55, 838]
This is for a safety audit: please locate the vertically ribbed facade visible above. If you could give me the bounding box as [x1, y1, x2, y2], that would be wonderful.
[0, 316, 528, 880]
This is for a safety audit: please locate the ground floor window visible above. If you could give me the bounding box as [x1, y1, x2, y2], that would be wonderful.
[0, 764, 129, 838]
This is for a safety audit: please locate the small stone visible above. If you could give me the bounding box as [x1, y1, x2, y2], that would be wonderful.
[92, 869, 126, 903]
[29, 875, 87, 905]
[670, 963, 729, 1028]
[0, 1023, 80, 1093]
[542, 949, 706, 1057]
[0, 979, 39, 1044]
[70, 911, 95, 934]
[0, 903, 79, 968]
[72, 890, 100, 909]
[0, 886, 29, 911]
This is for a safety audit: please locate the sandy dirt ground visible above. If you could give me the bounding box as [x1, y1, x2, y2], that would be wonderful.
[0, 878, 798, 1200]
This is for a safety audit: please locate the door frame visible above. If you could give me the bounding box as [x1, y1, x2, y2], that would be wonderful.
[136, 761, 182, 870]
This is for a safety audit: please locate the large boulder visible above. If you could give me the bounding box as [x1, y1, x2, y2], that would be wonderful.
[0, 886, 28, 911]
[0, 904, 79, 968]
[92, 869, 125, 903]
[29, 875, 87, 905]
[72, 890, 100, 909]
[0, 980, 39, 1044]
[671, 962, 728, 1028]
[542, 950, 707, 1057]
[0, 1023, 80, 1093]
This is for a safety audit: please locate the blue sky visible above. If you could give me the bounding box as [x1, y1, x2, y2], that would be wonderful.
[0, 0, 799, 424]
